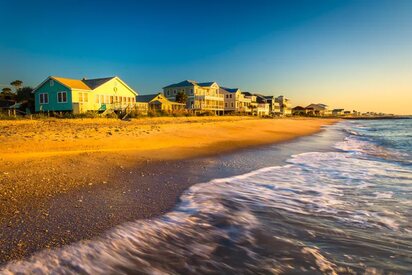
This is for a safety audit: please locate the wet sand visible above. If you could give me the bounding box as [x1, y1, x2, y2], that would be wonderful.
[0, 117, 338, 264]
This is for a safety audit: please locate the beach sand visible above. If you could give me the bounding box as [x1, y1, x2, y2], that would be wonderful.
[0, 116, 337, 263]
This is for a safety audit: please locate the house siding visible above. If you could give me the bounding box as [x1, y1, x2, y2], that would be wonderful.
[34, 79, 72, 112]
[72, 78, 136, 113]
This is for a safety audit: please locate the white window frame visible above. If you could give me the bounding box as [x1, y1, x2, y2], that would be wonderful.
[39, 93, 49, 104]
[79, 92, 89, 103]
[57, 91, 67, 103]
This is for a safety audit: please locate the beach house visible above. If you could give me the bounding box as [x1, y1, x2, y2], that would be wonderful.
[264, 96, 281, 116]
[332, 109, 345, 116]
[163, 80, 224, 114]
[255, 95, 270, 116]
[136, 93, 185, 113]
[275, 96, 292, 116]
[305, 103, 332, 116]
[292, 106, 308, 116]
[241, 92, 258, 115]
[220, 87, 252, 114]
[32, 76, 138, 113]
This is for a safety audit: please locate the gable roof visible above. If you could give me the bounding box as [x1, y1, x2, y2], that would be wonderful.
[136, 93, 163, 103]
[136, 93, 184, 104]
[292, 106, 306, 110]
[198, 82, 216, 87]
[221, 87, 239, 93]
[52, 77, 91, 90]
[82, 77, 115, 89]
[241, 92, 254, 96]
[255, 94, 268, 103]
[306, 103, 328, 110]
[32, 76, 137, 95]
[163, 80, 218, 89]
[163, 80, 198, 89]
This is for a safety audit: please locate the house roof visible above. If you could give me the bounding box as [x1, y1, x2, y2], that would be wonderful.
[198, 82, 216, 87]
[136, 93, 184, 104]
[163, 80, 198, 89]
[255, 95, 268, 103]
[52, 77, 91, 90]
[33, 76, 137, 95]
[241, 92, 254, 96]
[82, 77, 115, 89]
[292, 106, 306, 110]
[221, 87, 239, 93]
[136, 93, 163, 103]
[163, 80, 217, 89]
[306, 103, 328, 110]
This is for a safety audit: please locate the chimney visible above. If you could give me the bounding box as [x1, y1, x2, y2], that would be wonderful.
[82, 77, 87, 81]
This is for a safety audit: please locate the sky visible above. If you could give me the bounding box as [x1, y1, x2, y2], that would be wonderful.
[0, 0, 411, 114]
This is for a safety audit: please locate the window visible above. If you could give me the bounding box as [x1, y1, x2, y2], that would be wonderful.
[39, 93, 49, 104]
[110, 96, 114, 104]
[229, 94, 232, 98]
[190, 89, 193, 95]
[50, 80, 54, 87]
[100, 95, 104, 104]
[225, 103, 227, 107]
[231, 103, 234, 107]
[57, 91, 67, 103]
[79, 92, 88, 103]
[95, 95, 99, 103]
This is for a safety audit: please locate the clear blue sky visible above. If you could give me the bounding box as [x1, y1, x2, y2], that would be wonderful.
[1, 0, 411, 113]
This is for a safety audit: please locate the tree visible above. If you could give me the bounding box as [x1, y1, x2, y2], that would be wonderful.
[0, 87, 16, 100]
[17, 86, 34, 102]
[175, 91, 188, 104]
[1, 87, 12, 94]
[10, 80, 23, 92]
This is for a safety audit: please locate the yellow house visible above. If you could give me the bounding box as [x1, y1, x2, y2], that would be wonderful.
[136, 93, 185, 112]
[33, 76, 138, 114]
[163, 80, 224, 114]
[220, 87, 252, 114]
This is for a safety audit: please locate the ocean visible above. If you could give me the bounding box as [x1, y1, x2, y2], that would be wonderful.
[1, 119, 411, 274]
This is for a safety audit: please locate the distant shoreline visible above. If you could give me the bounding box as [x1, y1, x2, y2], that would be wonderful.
[342, 115, 412, 120]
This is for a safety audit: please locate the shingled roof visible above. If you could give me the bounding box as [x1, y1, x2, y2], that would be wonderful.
[136, 94, 162, 103]
[52, 77, 91, 90]
[221, 87, 239, 93]
[163, 80, 217, 89]
[197, 82, 216, 87]
[163, 80, 198, 89]
[82, 77, 115, 89]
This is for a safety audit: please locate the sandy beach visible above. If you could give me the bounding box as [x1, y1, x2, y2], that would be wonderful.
[0, 116, 337, 263]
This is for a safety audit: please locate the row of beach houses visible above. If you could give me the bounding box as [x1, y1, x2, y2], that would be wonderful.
[31, 76, 293, 116]
[27, 75, 361, 117]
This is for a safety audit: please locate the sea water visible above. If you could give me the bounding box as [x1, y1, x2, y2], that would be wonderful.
[1, 119, 411, 274]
